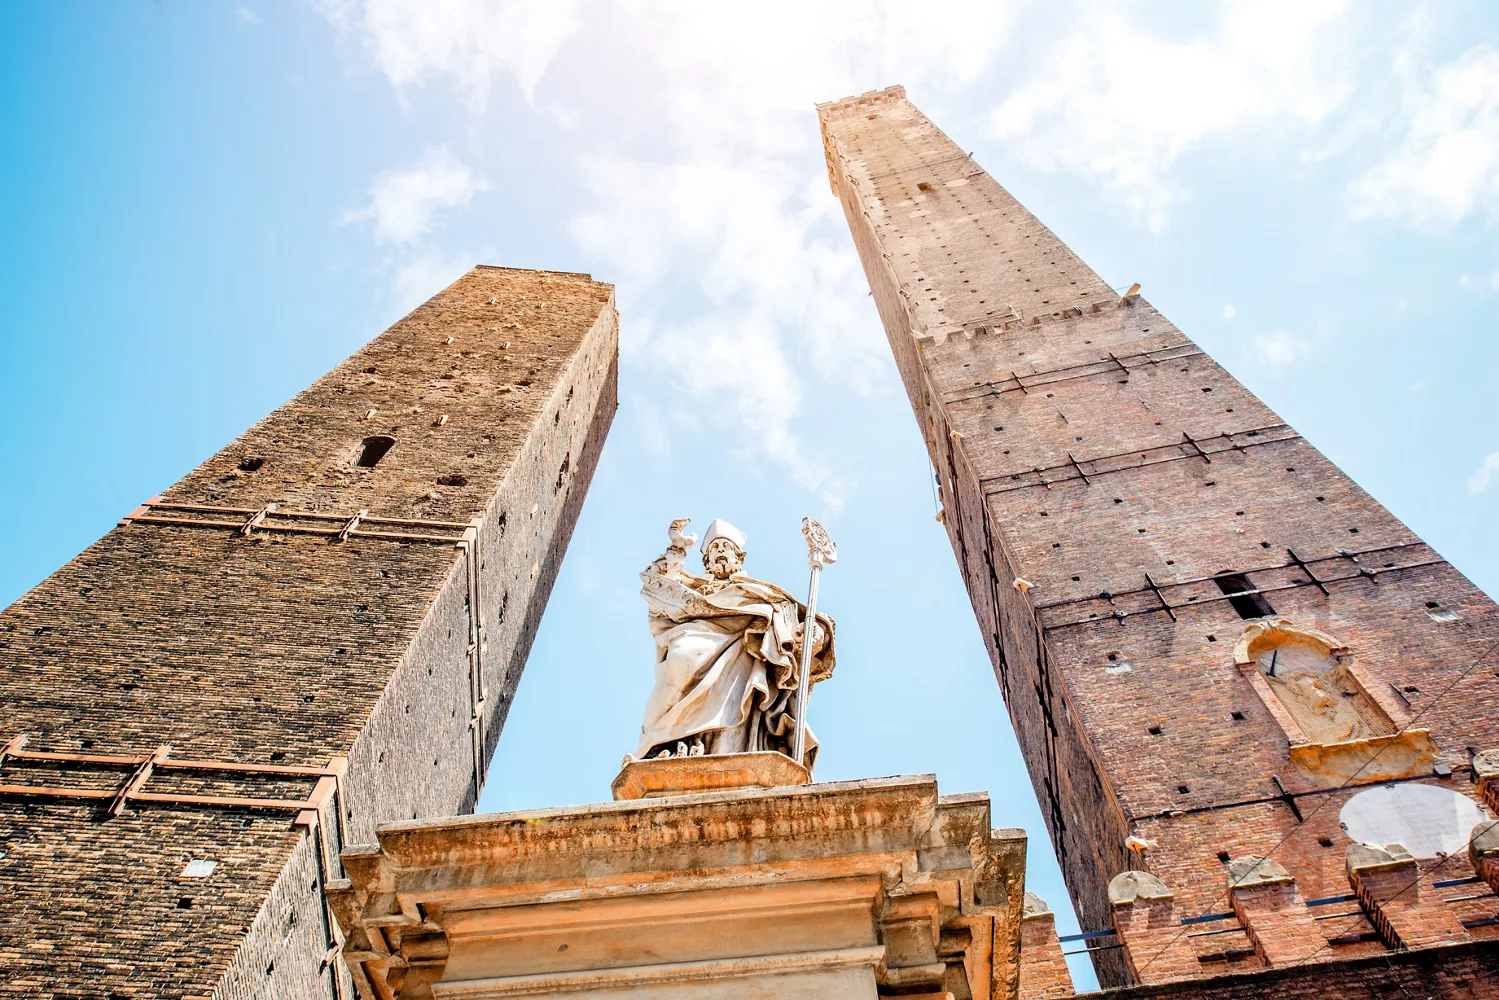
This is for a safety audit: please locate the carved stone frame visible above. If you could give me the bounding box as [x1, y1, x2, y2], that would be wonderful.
[1232, 619, 1435, 787]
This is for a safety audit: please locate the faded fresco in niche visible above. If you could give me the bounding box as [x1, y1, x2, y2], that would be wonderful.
[1255, 641, 1395, 744]
[1234, 618, 1435, 787]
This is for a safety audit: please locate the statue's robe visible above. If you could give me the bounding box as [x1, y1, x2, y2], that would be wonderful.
[636, 570, 835, 765]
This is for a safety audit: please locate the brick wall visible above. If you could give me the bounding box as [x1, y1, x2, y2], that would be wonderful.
[818, 87, 1499, 990]
[0, 267, 617, 999]
[1020, 896, 1077, 999]
[1084, 939, 1499, 999]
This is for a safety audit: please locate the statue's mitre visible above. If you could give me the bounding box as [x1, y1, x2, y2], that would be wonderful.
[699, 518, 747, 553]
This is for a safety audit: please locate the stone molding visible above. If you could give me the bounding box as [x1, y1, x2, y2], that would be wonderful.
[330, 774, 1026, 999]
[429, 946, 886, 998]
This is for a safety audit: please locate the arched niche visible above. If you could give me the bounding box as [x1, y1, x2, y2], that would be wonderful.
[1232, 618, 1434, 787]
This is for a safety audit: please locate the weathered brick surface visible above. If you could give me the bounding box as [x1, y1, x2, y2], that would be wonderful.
[1227, 881, 1322, 968]
[1350, 856, 1470, 950]
[1081, 940, 1499, 999]
[819, 86, 1499, 992]
[1113, 898, 1203, 985]
[0, 267, 617, 998]
[1020, 910, 1077, 1000]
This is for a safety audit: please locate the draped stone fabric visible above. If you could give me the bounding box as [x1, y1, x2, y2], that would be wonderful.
[637, 571, 835, 766]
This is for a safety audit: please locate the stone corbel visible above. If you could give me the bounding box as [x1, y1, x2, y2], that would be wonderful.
[1223, 856, 1322, 967]
[1472, 749, 1499, 812]
[1469, 820, 1499, 892]
[1108, 871, 1201, 985]
[1019, 892, 1076, 999]
[1345, 843, 1469, 950]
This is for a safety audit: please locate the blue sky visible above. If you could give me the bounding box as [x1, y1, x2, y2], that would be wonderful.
[2, 2, 1497, 987]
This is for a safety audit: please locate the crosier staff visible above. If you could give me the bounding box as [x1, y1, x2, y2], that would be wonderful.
[793, 517, 837, 767]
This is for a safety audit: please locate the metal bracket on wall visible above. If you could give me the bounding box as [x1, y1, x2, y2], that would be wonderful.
[455, 517, 488, 800]
[1034, 541, 1446, 631]
[946, 343, 1202, 404]
[979, 424, 1300, 497]
[120, 498, 473, 547]
[0, 734, 347, 818]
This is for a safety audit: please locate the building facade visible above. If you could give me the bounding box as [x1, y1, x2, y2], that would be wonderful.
[0, 267, 617, 998]
[818, 85, 1499, 994]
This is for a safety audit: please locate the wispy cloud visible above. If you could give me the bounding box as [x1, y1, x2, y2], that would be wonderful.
[1253, 330, 1311, 366]
[1468, 452, 1499, 495]
[234, 7, 261, 26]
[1350, 45, 1499, 228]
[560, 0, 1025, 502]
[345, 146, 486, 247]
[318, 0, 583, 108]
[989, 0, 1352, 231]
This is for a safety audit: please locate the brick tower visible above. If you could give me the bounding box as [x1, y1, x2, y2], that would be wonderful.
[0, 267, 616, 998]
[819, 86, 1499, 995]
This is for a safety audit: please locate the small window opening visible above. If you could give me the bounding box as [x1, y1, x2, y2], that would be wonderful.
[1215, 851, 1231, 863]
[437, 473, 468, 487]
[355, 436, 395, 468]
[1425, 601, 1440, 609]
[1317, 835, 1334, 847]
[917, 182, 932, 193]
[1230, 710, 1246, 721]
[238, 456, 265, 472]
[1215, 573, 1274, 619]
[1148, 725, 1163, 736]
[1178, 785, 1190, 794]
[555, 453, 571, 492]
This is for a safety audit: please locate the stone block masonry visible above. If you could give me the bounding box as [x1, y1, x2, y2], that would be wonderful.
[819, 85, 1499, 993]
[0, 266, 617, 999]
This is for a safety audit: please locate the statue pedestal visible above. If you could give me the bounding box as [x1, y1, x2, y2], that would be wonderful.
[329, 775, 1027, 1000]
[611, 750, 811, 801]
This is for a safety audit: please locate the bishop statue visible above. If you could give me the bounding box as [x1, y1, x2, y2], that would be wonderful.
[635, 518, 836, 768]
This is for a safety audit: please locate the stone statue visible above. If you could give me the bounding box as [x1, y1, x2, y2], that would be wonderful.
[636, 518, 835, 767]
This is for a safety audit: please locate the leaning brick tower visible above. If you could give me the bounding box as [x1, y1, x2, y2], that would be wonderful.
[0, 267, 616, 998]
[819, 86, 1499, 996]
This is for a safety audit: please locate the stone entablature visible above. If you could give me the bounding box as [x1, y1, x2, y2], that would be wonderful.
[329, 773, 1026, 999]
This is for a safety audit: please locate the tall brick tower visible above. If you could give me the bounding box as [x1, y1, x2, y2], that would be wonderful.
[0, 267, 616, 998]
[819, 86, 1499, 995]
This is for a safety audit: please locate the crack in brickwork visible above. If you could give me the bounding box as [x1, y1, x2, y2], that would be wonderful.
[0, 266, 618, 999]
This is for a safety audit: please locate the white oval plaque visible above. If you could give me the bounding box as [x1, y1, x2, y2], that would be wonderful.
[1340, 783, 1489, 858]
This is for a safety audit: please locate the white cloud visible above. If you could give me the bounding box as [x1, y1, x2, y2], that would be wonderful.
[1468, 452, 1499, 495]
[989, 0, 1352, 231]
[346, 146, 486, 246]
[235, 7, 260, 25]
[1350, 45, 1499, 228]
[1253, 330, 1311, 366]
[318, 0, 582, 107]
[1222, 303, 1237, 320]
[1460, 273, 1473, 287]
[392, 249, 478, 315]
[561, 0, 1024, 501]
